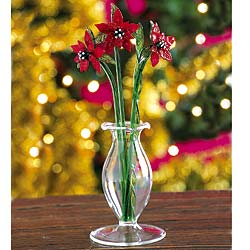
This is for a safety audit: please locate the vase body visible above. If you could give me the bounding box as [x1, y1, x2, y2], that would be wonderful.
[90, 122, 166, 246]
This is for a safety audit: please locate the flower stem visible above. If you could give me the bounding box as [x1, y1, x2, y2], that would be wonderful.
[130, 51, 151, 127]
[114, 47, 136, 221]
[124, 51, 151, 220]
[114, 47, 126, 126]
[100, 62, 120, 124]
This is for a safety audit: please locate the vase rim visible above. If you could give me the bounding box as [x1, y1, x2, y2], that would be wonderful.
[101, 121, 150, 131]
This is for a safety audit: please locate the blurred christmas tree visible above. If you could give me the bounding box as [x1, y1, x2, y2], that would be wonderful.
[11, 0, 231, 198]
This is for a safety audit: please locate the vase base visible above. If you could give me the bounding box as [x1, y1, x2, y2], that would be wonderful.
[90, 223, 166, 246]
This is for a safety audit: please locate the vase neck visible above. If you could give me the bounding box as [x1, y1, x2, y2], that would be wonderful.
[119, 221, 138, 227]
[101, 121, 150, 132]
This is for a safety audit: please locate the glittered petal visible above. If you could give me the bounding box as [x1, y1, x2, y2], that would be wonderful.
[150, 22, 161, 44]
[89, 55, 101, 73]
[152, 22, 160, 33]
[95, 23, 113, 33]
[113, 9, 123, 25]
[150, 32, 160, 44]
[74, 55, 80, 63]
[165, 36, 175, 47]
[79, 60, 89, 72]
[93, 47, 105, 58]
[151, 45, 158, 53]
[151, 52, 160, 67]
[84, 31, 94, 51]
[160, 49, 172, 61]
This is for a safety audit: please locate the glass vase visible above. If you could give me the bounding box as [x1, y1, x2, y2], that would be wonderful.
[90, 121, 166, 246]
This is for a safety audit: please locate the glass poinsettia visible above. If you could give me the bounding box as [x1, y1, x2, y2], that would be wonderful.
[95, 8, 139, 53]
[150, 21, 175, 67]
[70, 5, 176, 241]
[71, 30, 105, 73]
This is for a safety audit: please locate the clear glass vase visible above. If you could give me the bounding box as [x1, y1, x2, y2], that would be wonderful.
[90, 122, 166, 246]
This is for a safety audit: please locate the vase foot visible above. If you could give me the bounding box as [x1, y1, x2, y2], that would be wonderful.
[90, 223, 166, 246]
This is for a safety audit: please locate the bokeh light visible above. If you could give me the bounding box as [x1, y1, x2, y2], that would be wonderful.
[88, 80, 100, 93]
[62, 75, 73, 87]
[37, 93, 48, 104]
[220, 98, 231, 109]
[168, 145, 179, 156]
[81, 128, 91, 139]
[29, 147, 40, 158]
[195, 33, 206, 45]
[43, 133, 54, 144]
[165, 101, 176, 111]
[195, 70, 206, 80]
[177, 84, 188, 95]
[197, 3, 208, 13]
[192, 106, 203, 117]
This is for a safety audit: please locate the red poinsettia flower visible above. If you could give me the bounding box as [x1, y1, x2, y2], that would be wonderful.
[95, 8, 139, 53]
[150, 22, 175, 67]
[71, 31, 105, 73]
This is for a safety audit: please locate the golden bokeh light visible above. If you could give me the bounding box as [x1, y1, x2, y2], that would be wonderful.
[43, 133, 54, 144]
[177, 84, 188, 95]
[29, 147, 40, 158]
[88, 80, 100, 93]
[225, 74, 232, 86]
[165, 101, 176, 111]
[62, 75, 73, 87]
[81, 128, 91, 139]
[37, 93, 48, 104]
[197, 3, 208, 13]
[220, 98, 231, 109]
[192, 106, 203, 117]
[195, 69, 206, 80]
[195, 33, 206, 45]
[168, 145, 179, 156]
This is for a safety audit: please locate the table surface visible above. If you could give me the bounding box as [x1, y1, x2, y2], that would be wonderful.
[12, 190, 231, 250]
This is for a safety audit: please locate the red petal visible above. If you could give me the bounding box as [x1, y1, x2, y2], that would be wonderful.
[151, 45, 158, 53]
[151, 52, 160, 67]
[78, 40, 86, 50]
[84, 30, 94, 51]
[123, 22, 140, 33]
[165, 36, 175, 47]
[113, 8, 123, 25]
[159, 49, 172, 61]
[71, 44, 80, 53]
[93, 47, 105, 58]
[114, 38, 123, 49]
[89, 55, 101, 73]
[74, 55, 80, 63]
[150, 22, 161, 44]
[152, 22, 160, 34]
[103, 41, 115, 54]
[95, 23, 112, 34]
[79, 60, 89, 72]
[150, 32, 160, 44]
[123, 40, 132, 52]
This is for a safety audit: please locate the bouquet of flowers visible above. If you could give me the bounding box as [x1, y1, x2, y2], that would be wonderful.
[71, 4, 175, 246]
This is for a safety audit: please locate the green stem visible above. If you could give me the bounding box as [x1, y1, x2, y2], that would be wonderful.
[130, 52, 150, 127]
[101, 60, 130, 221]
[113, 48, 132, 221]
[124, 51, 151, 220]
[114, 47, 126, 126]
[100, 62, 120, 124]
